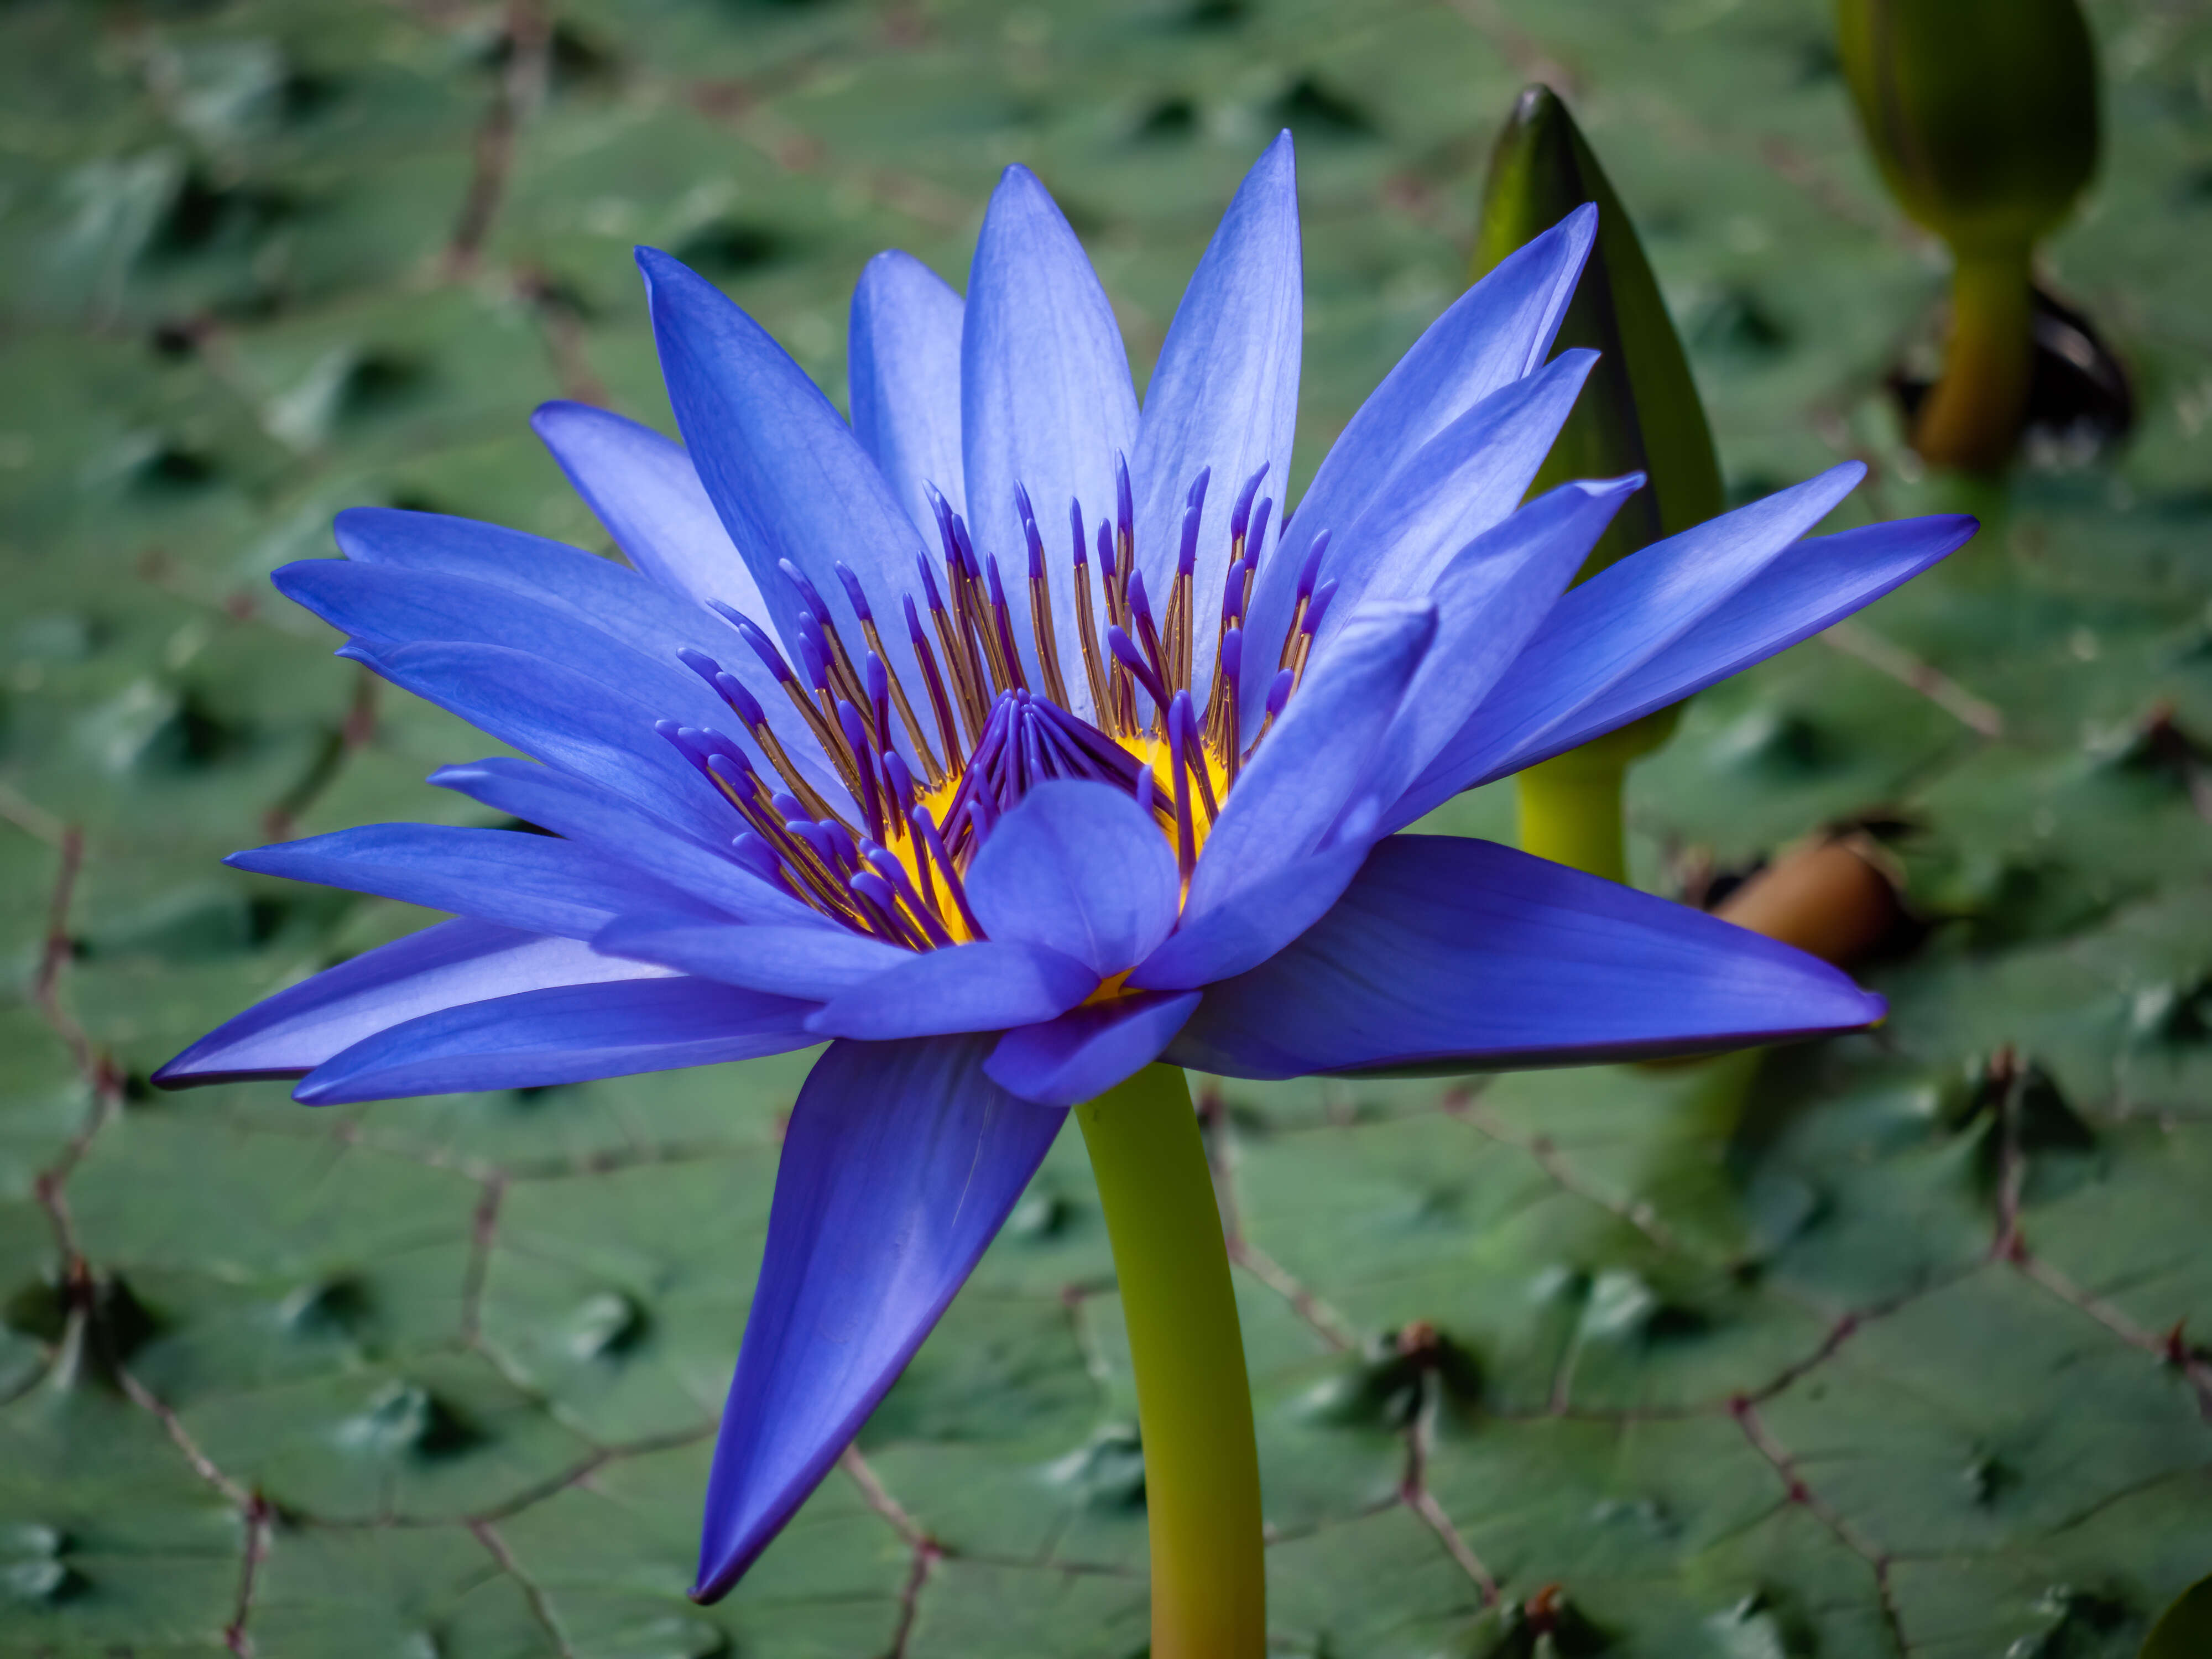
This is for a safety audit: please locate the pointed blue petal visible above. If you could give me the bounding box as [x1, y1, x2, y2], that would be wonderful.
[849, 250, 966, 541]
[638, 247, 931, 708]
[1467, 512, 1980, 781]
[278, 560, 735, 737]
[226, 824, 721, 940]
[693, 1036, 1062, 1600]
[1369, 476, 1640, 816]
[1317, 351, 1598, 630]
[1396, 461, 1869, 815]
[1167, 834, 1884, 1079]
[804, 940, 1097, 1040]
[295, 977, 815, 1104]
[530, 400, 769, 618]
[962, 166, 1140, 721]
[1128, 839, 1368, 993]
[1130, 133, 1301, 709]
[335, 507, 732, 657]
[348, 640, 738, 846]
[330, 508, 833, 791]
[985, 990, 1202, 1107]
[1242, 205, 1595, 721]
[1182, 602, 1433, 931]
[153, 920, 669, 1088]
[432, 760, 818, 928]
[963, 780, 1178, 976]
[593, 916, 905, 1000]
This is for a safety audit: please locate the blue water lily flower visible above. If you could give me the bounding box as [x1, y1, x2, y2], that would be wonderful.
[158, 133, 1973, 1601]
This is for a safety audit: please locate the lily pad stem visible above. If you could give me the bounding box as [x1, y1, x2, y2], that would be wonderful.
[1077, 1064, 1265, 1659]
[1914, 243, 2036, 476]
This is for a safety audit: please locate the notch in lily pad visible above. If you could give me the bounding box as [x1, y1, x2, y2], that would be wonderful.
[339, 1380, 483, 1460]
[1297, 1321, 1482, 1430]
[565, 1290, 650, 1359]
[1043, 1423, 1146, 1511]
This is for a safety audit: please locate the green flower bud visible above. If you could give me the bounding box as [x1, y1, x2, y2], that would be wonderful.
[1475, 85, 1727, 880]
[1475, 84, 1725, 589]
[1836, 0, 2100, 258]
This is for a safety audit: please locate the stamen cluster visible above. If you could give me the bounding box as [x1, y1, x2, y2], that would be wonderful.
[656, 457, 1340, 953]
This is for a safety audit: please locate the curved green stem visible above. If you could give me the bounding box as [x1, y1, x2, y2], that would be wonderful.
[1076, 1065, 1264, 1659]
[1914, 243, 2036, 476]
[1515, 750, 1629, 883]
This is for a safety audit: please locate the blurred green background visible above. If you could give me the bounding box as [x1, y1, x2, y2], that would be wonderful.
[4, 1, 2212, 1655]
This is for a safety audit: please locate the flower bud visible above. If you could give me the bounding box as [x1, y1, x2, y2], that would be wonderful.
[1474, 84, 1724, 588]
[1835, 0, 2099, 257]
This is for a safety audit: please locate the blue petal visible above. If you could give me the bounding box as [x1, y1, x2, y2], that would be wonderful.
[1167, 834, 1884, 1079]
[1464, 512, 1980, 782]
[961, 165, 1141, 722]
[432, 760, 819, 928]
[153, 920, 671, 1088]
[963, 780, 1178, 975]
[985, 990, 1203, 1106]
[331, 509, 832, 791]
[593, 915, 905, 1001]
[849, 250, 966, 541]
[295, 977, 815, 1104]
[1181, 602, 1433, 931]
[1317, 351, 1598, 629]
[1400, 461, 1870, 820]
[1241, 205, 1595, 725]
[348, 641, 737, 846]
[694, 1036, 1063, 1600]
[530, 400, 770, 617]
[1129, 839, 1369, 993]
[638, 248, 932, 712]
[278, 560, 736, 736]
[336, 507, 732, 660]
[1369, 476, 1640, 816]
[805, 940, 1096, 1040]
[1130, 133, 1301, 709]
[227, 824, 721, 940]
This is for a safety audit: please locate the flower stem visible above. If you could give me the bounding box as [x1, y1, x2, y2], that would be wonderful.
[1913, 244, 2036, 476]
[1515, 749, 1629, 883]
[1076, 1065, 1264, 1659]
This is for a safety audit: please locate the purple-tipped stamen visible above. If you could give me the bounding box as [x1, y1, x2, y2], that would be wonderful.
[1108, 625, 1171, 714]
[723, 607, 799, 686]
[833, 561, 874, 623]
[1177, 467, 1212, 576]
[778, 557, 832, 622]
[864, 844, 952, 948]
[1230, 464, 1269, 543]
[836, 699, 883, 840]
[1293, 529, 1331, 604]
[1167, 690, 1196, 883]
[794, 622, 832, 695]
[912, 806, 984, 940]
[1247, 498, 1274, 566]
[1302, 577, 1338, 638]
[847, 868, 920, 948]
[1175, 692, 1219, 823]
[1015, 483, 1046, 580]
[711, 671, 766, 730]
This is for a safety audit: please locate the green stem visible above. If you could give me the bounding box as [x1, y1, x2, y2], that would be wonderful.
[1515, 750, 1629, 883]
[1076, 1065, 1265, 1659]
[1913, 243, 2036, 476]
